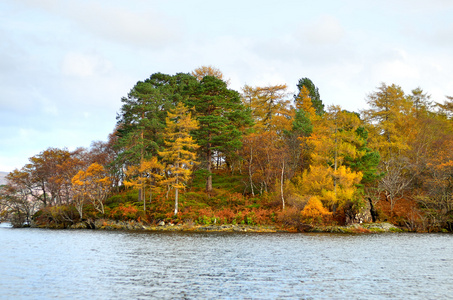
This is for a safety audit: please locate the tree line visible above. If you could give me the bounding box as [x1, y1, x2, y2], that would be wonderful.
[1, 66, 453, 231]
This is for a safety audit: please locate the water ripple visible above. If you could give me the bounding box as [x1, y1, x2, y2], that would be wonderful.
[1, 227, 452, 299]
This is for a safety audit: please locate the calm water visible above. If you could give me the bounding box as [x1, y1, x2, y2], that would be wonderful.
[1, 223, 452, 299]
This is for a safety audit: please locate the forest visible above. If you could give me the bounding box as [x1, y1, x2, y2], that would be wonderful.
[1, 66, 453, 232]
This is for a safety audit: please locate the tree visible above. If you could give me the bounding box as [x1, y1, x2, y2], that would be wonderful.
[159, 102, 199, 215]
[361, 83, 414, 213]
[293, 106, 365, 213]
[20, 148, 72, 207]
[187, 76, 252, 193]
[72, 163, 111, 216]
[408, 87, 432, 119]
[437, 96, 453, 119]
[241, 84, 292, 132]
[294, 77, 324, 115]
[191, 65, 225, 82]
[116, 72, 198, 200]
[1, 171, 38, 227]
[286, 86, 315, 174]
[124, 157, 164, 211]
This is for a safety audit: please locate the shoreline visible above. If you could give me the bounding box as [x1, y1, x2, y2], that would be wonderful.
[36, 219, 404, 233]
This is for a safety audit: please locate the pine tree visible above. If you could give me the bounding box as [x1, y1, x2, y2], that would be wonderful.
[187, 76, 252, 193]
[294, 77, 325, 115]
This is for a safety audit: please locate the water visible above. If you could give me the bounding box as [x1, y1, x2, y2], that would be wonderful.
[1, 223, 452, 299]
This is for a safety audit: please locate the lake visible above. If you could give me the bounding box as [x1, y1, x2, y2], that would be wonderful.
[1, 223, 452, 299]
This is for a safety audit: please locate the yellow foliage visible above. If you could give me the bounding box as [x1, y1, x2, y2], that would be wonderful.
[191, 65, 225, 81]
[301, 196, 332, 224]
[295, 85, 317, 121]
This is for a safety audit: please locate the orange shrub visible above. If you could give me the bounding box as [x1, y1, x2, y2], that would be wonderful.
[109, 203, 139, 221]
[214, 208, 236, 224]
[301, 196, 332, 225]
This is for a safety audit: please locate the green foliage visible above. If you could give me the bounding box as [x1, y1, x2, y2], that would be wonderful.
[292, 109, 313, 136]
[186, 76, 252, 191]
[343, 126, 383, 185]
[294, 77, 325, 115]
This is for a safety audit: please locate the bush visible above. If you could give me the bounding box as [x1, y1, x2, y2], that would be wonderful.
[301, 196, 332, 225]
[109, 203, 140, 221]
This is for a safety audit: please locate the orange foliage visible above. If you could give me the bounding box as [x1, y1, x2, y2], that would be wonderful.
[300, 196, 332, 225]
[109, 203, 139, 221]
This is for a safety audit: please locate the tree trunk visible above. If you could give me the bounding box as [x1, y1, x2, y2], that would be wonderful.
[206, 144, 213, 193]
[249, 147, 255, 197]
[143, 186, 146, 211]
[281, 160, 285, 210]
[174, 187, 179, 216]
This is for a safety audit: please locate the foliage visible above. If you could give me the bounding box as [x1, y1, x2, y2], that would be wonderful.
[159, 102, 199, 215]
[300, 196, 332, 225]
[6, 70, 453, 232]
[294, 77, 325, 115]
[109, 203, 140, 221]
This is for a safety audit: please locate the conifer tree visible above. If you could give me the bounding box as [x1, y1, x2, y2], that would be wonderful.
[187, 76, 252, 193]
[294, 77, 325, 115]
[159, 102, 199, 215]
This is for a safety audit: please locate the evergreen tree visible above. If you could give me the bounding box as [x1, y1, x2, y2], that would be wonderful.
[186, 76, 252, 192]
[294, 77, 325, 115]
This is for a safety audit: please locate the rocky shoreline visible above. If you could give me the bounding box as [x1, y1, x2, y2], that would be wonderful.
[61, 219, 402, 233]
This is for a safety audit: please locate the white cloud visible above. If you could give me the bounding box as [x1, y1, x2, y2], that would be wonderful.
[17, 0, 182, 49]
[61, 52, 112, 78]
[299, 15, 345, 45]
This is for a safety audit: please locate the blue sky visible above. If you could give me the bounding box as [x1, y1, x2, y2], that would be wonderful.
[1, 0, 453, 172]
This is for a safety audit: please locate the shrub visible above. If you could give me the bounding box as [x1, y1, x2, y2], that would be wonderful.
[301, 196, 332, 225]
[109, 203, 139, 221]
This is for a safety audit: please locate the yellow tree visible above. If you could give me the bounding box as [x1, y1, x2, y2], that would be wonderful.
[159, 102, 199, 216]
[294, 106, 364, 213]
[295, 85, 317, 121]
[72, 163, 111, 217]
[361, 83, 415, 213]
[241, 84, 293, 132]
[191, 65, 225, 81]
[124, 157, 164, 211]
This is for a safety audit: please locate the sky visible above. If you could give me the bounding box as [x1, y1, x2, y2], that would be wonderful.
[1, 0, 453, 172]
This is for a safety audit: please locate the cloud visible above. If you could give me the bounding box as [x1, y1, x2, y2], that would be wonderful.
[61, 52, 113, 78]
[299, 15, 345, 45]
[17, 0, 182, 49]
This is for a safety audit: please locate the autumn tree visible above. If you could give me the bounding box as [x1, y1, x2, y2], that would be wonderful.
[437, 96, 453, 119]
[241, 84, 292, 132]
[191, 65, 225, 82]
[361, 83, 415, 213]
[72, 163, 112, 216]
[241, 132, 285, 195]
[19, 148, 73, 207]
[1, 171, 39, 226]
[292, 106, 365, 215]
[116, 72, 198, 199]
[159, 102, 199, 215]
[124, 157, 164, 211]
[408, 87, 432, 119]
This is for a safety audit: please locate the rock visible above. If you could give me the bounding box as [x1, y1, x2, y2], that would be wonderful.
[158, 221, 165, 226]
[362, 222, 401, 232]
[345, 200, 373, 225]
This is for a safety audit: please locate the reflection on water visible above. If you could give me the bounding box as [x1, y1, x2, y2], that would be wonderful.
[1, 225, 452, 299]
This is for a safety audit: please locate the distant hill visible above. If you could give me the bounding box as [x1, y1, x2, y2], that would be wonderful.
[0, 172, 8, 186]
